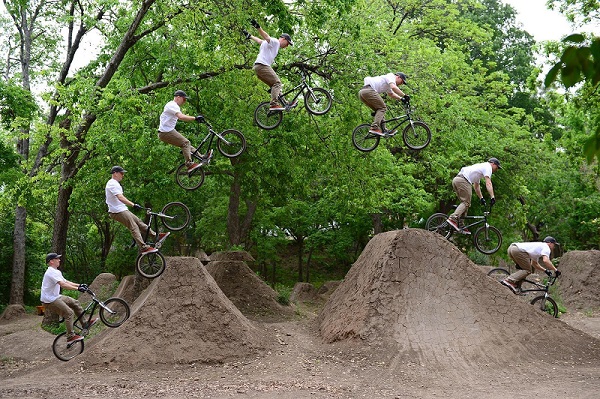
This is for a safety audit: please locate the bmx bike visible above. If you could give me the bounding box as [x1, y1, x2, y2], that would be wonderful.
[175, 118, 246, 191]
[52, 286, 130, 361]
[254, 67, 333, 130]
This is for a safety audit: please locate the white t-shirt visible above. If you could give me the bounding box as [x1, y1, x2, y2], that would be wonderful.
[40, 267, 65, 303]
[514, 242, 551, 261]
[105, 178, 128, 213]
[254, 38, 281, 66]
[364, 73, 397, 94]
[158, 100, 181, 132]
[458, 162, 493, 184]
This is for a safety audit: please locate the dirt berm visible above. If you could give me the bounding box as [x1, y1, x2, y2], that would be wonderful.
[319, 229, 600, 374]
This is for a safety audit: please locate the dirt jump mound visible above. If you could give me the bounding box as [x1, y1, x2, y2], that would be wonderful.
[557, 249, 600, 312]
[319, 229, 600, 372]
[73, 257, 266, 370]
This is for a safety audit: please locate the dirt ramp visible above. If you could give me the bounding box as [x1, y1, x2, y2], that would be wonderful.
[206, 253, 295, 321]
[319, 229, 600, 371]
[558, 249, 600, 311]
[75, 256, 266, 370]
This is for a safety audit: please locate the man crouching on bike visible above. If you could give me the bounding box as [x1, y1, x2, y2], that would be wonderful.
[359, 72, 409, 135]
[40, 253, 97, 343]
[501, 236, 559, 294]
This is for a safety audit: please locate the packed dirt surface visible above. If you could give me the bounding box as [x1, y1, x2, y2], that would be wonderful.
[2, 230, 600, 398]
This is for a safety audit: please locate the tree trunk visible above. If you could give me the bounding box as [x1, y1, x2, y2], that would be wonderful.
[371, 213, 383, 235]
[9, 206, 27, 306]
[52, 184, 73, 256]
[297, 238, 304, 282]
[227, 160, 257, 247]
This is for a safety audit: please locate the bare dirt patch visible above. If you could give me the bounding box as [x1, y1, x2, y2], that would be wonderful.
[2, 229, 600, 398]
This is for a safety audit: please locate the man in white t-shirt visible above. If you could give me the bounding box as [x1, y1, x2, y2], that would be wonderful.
[40, 253, 96, 343]
[158, 90, 206, 173]
[105, 166, 169, 254]
[501, 236, 559, 294]
[447, 158, 501, 234]
[244, 19, 293, 111]
[359, 72, 409, 135]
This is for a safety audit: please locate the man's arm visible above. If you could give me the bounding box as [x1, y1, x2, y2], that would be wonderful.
[116, 193, 135, 207]
[484, 176, 495, 199]
[58, 280, 81, 291]
[175, 111, 195, 122]
[388, 82, 405, 100]
[473, 181, 483, 199]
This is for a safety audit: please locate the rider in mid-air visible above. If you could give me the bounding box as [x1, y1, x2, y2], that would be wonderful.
[359, 72, 409, 135]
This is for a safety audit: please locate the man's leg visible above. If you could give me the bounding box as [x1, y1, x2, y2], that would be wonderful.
[110, 211, 154, 249]
[449, 176, 472, 222]
[254, 64, 282, 105]
[359, 87, 386, 130]
[158, 130, 192, 164]
[507, 244, 533, 284]
[45, 297, 78, 338]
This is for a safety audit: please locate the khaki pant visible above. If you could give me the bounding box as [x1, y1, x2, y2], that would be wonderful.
[449, 175, 472, 222]
[358, 86, 387, 129]
[44, 295, 83, 338]
[109, 210, 155, 249]
[507, 244, 533, 284]
[158, 129, 192, 164]
[253, 64, 282, 105]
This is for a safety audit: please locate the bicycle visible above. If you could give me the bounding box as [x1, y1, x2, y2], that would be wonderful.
[425, 204, 502, 254]
[175, 118, 246, 191]
[52, 286, 130, 361]
[352, 97, 431, 152]
[487, 268, 561, 317]
[253, 67, 333, 130]
[135, 202, 191, 279]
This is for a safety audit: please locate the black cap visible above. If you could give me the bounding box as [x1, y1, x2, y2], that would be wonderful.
[543, 236, 558, 244]
[110, 165, 126, 174]
[46, 253, 62, 263]
[174, 90, 189, 99]
[488, 157, 502, 169]
[395, 72, 408, 81]
[280, 33, 293, 46]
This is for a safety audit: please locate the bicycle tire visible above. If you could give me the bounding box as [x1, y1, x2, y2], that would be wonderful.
[487, 268, 510, 281]
[402, 121, 431, 150]
[52, 332, 84, 361]
[136, 251, 166, 279]
[175, 163, 205, 191]
[100, 297, 130, 327]
[425, 213, 453, 239]
[530, 295, 559, 318]
[217, 129, 246, 158]
[473, 225, 502, 254]
[352, 124, 380, 152]
[161, 202, 191, 231]
[254, 101, 282, 130]
[304, 87, 332, 115]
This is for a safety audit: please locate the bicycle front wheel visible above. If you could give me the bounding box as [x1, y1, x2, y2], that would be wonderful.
[402, 121, 431, 150]
[304, 87, 332, 115]
[52, 332, 84, 361]
[161, 202, 191, 231]
[530, 295, 559, 317]
[425, 213, 452, 239]
[352, 124, 380, 152]
[100, 297, 130, 327]
[487, 268, 510, 282]
[218, 129, 246, 158]
[254, 101, 282, 130]
[175, 163, 205, 191]
[136, 251, 166, 279]
[473, 225, 502, 254]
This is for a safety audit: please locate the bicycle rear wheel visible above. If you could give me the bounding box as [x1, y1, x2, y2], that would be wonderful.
[218, 129, 246, 158]
[175, 163, 205, 191]
[402, 121, 431, 150]
[161, 202, 191, 231]
[136, 251, 166, 279]
[530, 295, 559, 317]
[425, 213, 452, 239]
[100, 297, 130, 327]
[473, 225, 502, 254]
[254, 101, 282, 130]
[52, 332, 84, 361]
[304, 87, 332, 115]
[352, 124, 380, 152]
[487, 268, 510, 281]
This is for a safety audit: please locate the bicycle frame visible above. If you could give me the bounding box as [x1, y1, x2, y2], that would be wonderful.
[277, 71, 314, 106]
[380, 103, 415, 134]
[518, 274, 558, 295]
[458, 211, 491, 231]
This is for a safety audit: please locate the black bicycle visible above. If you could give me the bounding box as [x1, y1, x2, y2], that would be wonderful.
[352, 98, 431, 152]
[254, 67, 333, 130]
[135, 202, 191, 278]
[487, 268, 561, 317]
[175, 118, 246, 190]
[425, 205, 502, 254]
[52, 286, 130, 361]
